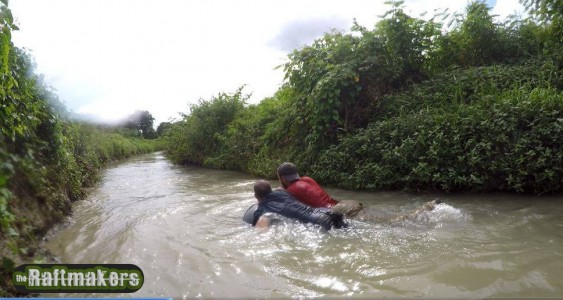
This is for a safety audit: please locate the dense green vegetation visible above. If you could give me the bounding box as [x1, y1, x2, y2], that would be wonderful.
[0, 0, 559, 295]
[0, 2, 160, 295]
[165, 0, 562, 194]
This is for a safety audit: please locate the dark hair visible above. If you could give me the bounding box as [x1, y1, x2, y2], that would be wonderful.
[254, 180, 272, 199]
[276, 162, 300, 181]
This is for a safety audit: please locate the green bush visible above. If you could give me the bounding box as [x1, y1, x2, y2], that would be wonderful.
[165, 87, 248, 166]
[372, 55, 562, 121]
[312, 87, 562, 194]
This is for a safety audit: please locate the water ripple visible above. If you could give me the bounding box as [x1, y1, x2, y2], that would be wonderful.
[45, 153, 563, 298]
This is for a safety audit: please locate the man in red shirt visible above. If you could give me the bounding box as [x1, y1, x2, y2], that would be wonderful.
[276, 162, 442, 222]
[276, 162, 364, 218]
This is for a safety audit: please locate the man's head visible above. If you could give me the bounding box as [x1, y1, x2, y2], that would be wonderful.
[254, 179, 273, 202]
[277, 162, 300, 188]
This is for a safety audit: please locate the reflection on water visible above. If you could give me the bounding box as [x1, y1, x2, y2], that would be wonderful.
[45, 152, 563, 298]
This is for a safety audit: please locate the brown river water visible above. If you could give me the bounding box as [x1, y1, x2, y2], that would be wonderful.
[44, 152, 563, 299]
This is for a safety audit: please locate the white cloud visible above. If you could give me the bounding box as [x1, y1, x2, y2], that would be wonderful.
[9, 0, 525, 125]
[268, 17, 351, 51]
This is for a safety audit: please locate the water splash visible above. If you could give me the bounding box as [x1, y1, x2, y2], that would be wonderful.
[45, 153, 563, 298]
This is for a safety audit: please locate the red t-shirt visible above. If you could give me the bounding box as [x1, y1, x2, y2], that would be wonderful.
[285, 176, 339, 208]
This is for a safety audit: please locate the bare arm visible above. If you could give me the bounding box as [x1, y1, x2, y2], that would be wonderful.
[255, 216, 270, 228]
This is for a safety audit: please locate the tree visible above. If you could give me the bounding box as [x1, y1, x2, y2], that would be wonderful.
[156, 121, 172, 137]
[434, 1, 504, 67]
[521, 0, 563, 23]
[138, 111, 156, 139]
[520, 0, 563, 49]
[122, 110, 156, 139]
[280, 1, 441, 160]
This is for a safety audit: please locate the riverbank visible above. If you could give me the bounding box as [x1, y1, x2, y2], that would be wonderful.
[163, 3, 562, 194]
[0, 127, 160, 296]
[164, 56, 562, 194]
[1, 6, 165, 294]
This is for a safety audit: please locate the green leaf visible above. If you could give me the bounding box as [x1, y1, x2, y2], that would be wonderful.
[8, 227, 18, 236]
[2, 256, 15, 272]
[18, 247, 28, 256]
[0, 6, 13, 24]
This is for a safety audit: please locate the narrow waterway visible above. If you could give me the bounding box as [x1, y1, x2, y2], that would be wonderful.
[45, 152, 563, 298]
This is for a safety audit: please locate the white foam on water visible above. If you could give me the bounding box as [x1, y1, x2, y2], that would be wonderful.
[404, 202, 473, 228]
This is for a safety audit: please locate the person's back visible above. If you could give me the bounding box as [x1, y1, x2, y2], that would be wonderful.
[254, 189, 318, 224]
[285, 176, 338, 208]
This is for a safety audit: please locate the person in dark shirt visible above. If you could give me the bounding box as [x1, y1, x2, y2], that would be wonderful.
[248, 180, 347, 231]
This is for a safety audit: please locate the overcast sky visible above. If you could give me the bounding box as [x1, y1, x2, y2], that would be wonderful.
[9, 0, 524, 125]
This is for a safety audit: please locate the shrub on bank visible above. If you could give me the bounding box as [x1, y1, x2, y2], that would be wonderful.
[371, 56, 563, 122]
[61, 123, 159, 199]
[312, 87, 562, 194]
[165, 88, 248, 166]
[0, 119, 159, 295]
